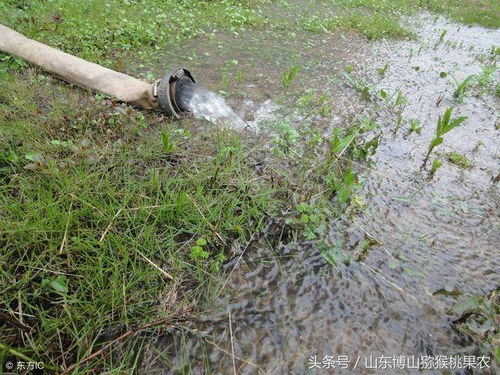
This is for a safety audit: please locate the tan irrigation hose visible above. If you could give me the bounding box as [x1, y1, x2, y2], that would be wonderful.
[0, 24, 157, 109]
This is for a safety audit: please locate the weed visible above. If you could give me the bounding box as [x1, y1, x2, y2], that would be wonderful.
[450, 290, 499, 361]
[0, 53, 28, 71]
[288, 203, 327, 240]
[356, 238, 379, 261]
[302, 12, 411, 40]
[0, 0, 265, 65]
[408, 118, 423, 135]
[272, 121, 299, 154]
[446, 151, 472, 168]
[300, 0, 499, 36]
[391, 90, 408, 110]
[342, 70, 371, 99]
[378, 63, 389, 77]
[190, 238, 210, 261]
[380, 89, 388, 100]
[430, 158, 443, 177]
[393, 115, 403, 135]
[423, 108, 467, 166]
[297, 89, 315, 108]
[380, 89, 407, 111]
[476, 64, 498, 96]
[331, 168, 359, 204]
[435, 29, 448, 48]
[452, 74, 476, 102]
[473, 141, 484, 153]
[0, 71, 285, 372]
[281, 66, 299, 89]
[408, 48, 413, 62]
[318, 240, 352, 269]
[160, 130, 174, 153]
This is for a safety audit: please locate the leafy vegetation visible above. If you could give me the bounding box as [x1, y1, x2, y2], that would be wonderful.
[446, 151, 473, 168]
[408, 118, 423, 135]
[0, 68, 286, 372]
[452, 74, 476, 102]
[0, 0, 265, 66]
[303, 12, 412, 40]
[423, 108, 467, 166]
[301, 0, 499, 41]
[0, 0, 498, 372]
[281, 65, 300, 88]
[343, 68, 371, 99]
[450, 290, 499, 363]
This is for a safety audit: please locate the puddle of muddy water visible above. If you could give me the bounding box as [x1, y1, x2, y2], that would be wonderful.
[143, 4, 499, 375]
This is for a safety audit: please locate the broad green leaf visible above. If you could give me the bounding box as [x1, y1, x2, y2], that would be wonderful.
[451, 295, 482, 315]
[338, 186, 351, 203]
[50, 276, 68, 294]
[196, 238, 207, 246]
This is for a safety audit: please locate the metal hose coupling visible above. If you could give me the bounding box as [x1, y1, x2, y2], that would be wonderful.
[153, 68, 196, 118]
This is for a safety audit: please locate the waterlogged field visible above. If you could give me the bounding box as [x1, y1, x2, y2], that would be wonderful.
[1, 0, 499, 374]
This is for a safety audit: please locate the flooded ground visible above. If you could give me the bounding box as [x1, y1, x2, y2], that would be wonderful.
[145, 3, 499, 374]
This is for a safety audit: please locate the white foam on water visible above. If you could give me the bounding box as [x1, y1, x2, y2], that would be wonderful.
[184, 87, 249, 130]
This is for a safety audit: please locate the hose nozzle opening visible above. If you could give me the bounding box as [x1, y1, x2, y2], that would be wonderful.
[155, 68, 196, 118]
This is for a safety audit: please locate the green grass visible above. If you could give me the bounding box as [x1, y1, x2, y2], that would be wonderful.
[0, 68, 283, 372]
[0, 70, 364, 374]
[303, 12, 412, 40]
[301, 0, 499, 40]
[0, 66, 367, 372]
[1, 0, 498, 372]
[0, 0, 265, 66]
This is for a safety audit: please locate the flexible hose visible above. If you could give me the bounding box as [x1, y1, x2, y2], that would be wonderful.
[0, 24, 157, 109]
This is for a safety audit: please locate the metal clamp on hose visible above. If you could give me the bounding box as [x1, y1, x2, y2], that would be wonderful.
[154, 68, 196, 118]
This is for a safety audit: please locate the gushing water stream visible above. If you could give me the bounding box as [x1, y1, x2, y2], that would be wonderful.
[178, 85, 248, 130]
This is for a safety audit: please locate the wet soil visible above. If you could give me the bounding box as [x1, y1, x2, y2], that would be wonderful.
[146, 3, 499, 374]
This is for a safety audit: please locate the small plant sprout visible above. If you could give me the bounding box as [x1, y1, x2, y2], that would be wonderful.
[423, 107, 467, 167]
[391, 90, 407, 109]
[452, 74, 475, 102]
[476, 64, 498, 96]
[378, 63, 389, 77]
[408, 118, 422, 135]
[161, 131, 174, 153]
[393, 115, 403, 135]
[430, 158, 443, 177]
[342, 69, 370, 99]
[380, 89, 388, 100]
[281, 65, 299, 88]
[190, 238, 209, 261]
[435, 29, 448, 48]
